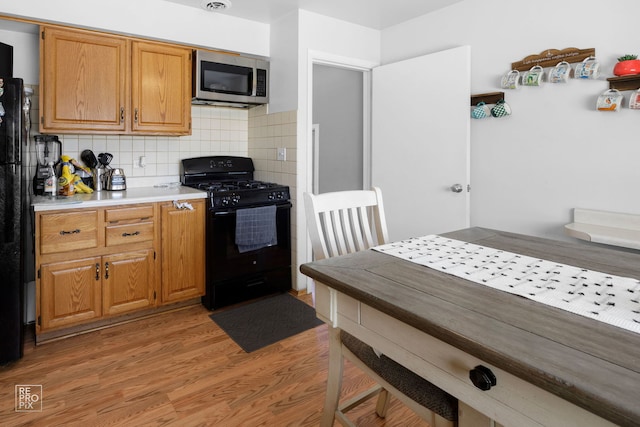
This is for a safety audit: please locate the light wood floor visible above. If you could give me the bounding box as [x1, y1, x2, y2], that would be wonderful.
[0, 294, 427, 426]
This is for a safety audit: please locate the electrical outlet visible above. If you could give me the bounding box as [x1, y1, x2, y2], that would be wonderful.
[133, 156, 146, 168]
[277, 147, 286, 161]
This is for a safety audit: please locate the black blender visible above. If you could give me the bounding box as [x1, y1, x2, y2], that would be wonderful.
[33, 134, 61, 195]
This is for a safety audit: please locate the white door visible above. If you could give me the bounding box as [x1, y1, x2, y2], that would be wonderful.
[372, 46, 470, 241]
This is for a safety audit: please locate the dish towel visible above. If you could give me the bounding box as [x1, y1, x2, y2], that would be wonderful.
[235, 205, 278, 253]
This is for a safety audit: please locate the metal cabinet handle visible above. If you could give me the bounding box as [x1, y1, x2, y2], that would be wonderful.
[120, 107, 124, 123]
[60, 229, 81, 235]
[469, 365, 497, 391]
[134, 108, 138, 123]
[122, 231, 141, 237]
[105, 262, 110, 279]
[95, 263, 100, 281]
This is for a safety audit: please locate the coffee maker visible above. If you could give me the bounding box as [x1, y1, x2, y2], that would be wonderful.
[33, 135, 61, 195]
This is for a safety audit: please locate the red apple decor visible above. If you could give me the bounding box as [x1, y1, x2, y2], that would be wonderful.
[613, 54, 640, 76]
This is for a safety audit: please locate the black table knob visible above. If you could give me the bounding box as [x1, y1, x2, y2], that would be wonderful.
[469, 365, 497, 391]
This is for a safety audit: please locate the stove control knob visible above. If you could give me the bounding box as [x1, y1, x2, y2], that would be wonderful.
[276, 192, 283, 199]
[268, 193, 275, 200]
[221, 198, 230, 206]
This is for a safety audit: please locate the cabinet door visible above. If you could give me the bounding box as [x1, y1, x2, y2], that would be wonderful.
[103, 250, 155, 316]
[40, 257, 102, 331]
[40, 26, 129, 133]
[161, 200, 205, 303]
[131, 41, 191, 135]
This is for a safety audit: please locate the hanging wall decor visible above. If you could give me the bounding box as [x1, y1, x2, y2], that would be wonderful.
[510, 47, 596, 72]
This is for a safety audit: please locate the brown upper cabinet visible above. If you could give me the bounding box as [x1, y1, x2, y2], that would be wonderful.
[39, 26, 192, 135]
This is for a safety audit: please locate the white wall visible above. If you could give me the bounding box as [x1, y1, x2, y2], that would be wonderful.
[268, 11, 299, 114]
[0, 29, 38, 83]
[382, 0, 640, 242]
[282, 10, 380, 290]
[0, 0, 269, 56]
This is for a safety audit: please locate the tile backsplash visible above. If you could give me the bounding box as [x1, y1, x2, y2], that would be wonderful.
[249, 105, 299, 291]
[51, 105, 250, 187]
[28, 88, 296, 190]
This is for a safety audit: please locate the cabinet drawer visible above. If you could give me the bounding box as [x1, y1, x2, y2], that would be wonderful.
[356, 303, 615, 427]
[105, 205, 154, 223]
[105, 222, 154, 246]
[40, 211, 99, 254]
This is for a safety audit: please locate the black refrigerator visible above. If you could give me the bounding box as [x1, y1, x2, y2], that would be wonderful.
[0, 76, 26, 364]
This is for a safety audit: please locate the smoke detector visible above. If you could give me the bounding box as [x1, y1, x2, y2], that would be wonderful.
[201, 0, 232, 11]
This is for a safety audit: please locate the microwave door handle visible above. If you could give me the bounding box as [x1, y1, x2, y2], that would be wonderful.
[250, 70, 256, 96]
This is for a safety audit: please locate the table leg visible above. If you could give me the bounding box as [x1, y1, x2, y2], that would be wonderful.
[321, 327, 344, 427]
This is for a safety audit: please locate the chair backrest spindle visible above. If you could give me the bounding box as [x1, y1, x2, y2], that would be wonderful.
[304, 187, 388, 261]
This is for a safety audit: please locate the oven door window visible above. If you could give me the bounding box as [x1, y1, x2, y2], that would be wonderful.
[201, 61, 253, 96]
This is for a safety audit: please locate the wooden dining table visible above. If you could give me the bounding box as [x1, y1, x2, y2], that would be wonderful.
[300, 227, 640, 427]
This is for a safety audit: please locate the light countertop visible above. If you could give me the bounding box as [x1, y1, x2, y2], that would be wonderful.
[32, 185, 207, 212]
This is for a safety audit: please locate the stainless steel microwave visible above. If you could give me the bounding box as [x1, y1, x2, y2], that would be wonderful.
[193, 50, 269, 106]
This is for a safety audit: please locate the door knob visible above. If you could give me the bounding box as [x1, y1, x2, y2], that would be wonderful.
[450, 183, 464, 193]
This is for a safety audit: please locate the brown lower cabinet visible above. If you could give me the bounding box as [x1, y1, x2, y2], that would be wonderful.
[35, 199, 205, 342]
[160, 199, 206, 303]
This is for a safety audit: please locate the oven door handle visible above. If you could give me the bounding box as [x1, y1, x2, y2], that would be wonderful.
[212, 202, 292, 216]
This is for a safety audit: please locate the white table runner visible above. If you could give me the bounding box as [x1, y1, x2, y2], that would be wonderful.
[374, 235, 640, 334]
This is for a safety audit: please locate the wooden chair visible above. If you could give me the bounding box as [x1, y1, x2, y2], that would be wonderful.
[304, 187, 458, 427]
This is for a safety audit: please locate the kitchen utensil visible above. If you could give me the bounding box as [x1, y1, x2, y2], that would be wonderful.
[522, 65, 544, 86]
[629, 88, 640, 109]
[596, 89, 623, 111]
[574, 56, 600, 79]
[80, 149, 98, 169]
[491, 100, 512, 117]
[500, 69, 520, 89]
[471, 102, 490, 119]
[98, 152, 113, 168]
[103, 168, 126, 190]
[102, 152, 113, 166]
[33, 134, 62, 195]
[93, 167, 105, 192]
[549, 61, 571, 83]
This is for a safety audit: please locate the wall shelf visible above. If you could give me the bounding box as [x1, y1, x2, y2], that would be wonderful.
[511, 47, 595, 72]
[471, 92, 504, 106]
[607, 75, 640, 91]
[565, 208, 640, 251]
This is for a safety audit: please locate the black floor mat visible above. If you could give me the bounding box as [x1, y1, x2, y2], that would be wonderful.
[209, 293, 324, 352]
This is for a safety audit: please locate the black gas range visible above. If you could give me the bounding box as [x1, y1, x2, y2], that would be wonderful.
[182, 156, 290, 211]
[181, 156, 292, 310]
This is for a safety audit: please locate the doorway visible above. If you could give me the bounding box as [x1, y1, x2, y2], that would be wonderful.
[312, 64, 364, 194]
[305, 58, 373, 294]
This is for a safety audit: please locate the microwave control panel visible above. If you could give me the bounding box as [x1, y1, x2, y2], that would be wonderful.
[256, 69, 267, 97]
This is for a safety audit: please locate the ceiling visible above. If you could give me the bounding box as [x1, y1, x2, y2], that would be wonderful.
[163, 0, 463, 30]
[0, 0, 462, 34]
